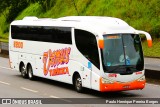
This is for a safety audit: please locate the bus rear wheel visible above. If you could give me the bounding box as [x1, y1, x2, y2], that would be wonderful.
[74, 74, 83, 92]
[27, 65, 34, 80]
[20, 63, 27, 78]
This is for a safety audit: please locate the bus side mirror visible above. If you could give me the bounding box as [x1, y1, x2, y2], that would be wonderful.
[137, 30, 152, 47]
[98, 39, 104, 49]
[147, 40, 152, 47]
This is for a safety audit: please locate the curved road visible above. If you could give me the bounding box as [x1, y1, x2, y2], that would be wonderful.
[0, 57, 160, 107]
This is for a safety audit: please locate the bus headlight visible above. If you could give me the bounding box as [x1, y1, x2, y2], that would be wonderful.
[101, 77, 114, 84]
[137, 75, 145, 81]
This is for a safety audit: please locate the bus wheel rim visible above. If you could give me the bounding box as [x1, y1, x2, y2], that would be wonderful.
[21, 66, 25, 76]
[28, 68, 32, 78]
[76, 78, 82, 90]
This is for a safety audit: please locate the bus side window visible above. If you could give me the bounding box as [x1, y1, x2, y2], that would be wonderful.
[11, 25, 72, 44]
[75, 29, 100, 69]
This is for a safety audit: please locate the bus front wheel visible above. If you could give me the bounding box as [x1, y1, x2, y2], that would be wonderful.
[74, 74, 83, 92]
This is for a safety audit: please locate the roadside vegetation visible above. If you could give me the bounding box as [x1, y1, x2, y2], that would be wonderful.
[0, 0, 159, 57]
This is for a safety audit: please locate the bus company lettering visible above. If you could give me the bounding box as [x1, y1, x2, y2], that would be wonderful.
[43, 47, 71, 76]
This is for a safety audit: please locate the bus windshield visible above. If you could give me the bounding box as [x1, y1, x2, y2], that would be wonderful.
[102, 34, 144, 74]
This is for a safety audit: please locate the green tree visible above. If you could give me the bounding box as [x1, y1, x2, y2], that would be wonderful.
[0, 0, 30, 22]
[38, 0, 56, 12]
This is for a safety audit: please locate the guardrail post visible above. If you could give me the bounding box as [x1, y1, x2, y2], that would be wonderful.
[0, 42, 1, 53]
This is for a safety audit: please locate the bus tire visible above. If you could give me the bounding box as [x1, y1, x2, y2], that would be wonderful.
[27, 64, 34, 80]
[20, 62, 27, 78]
[74, 74, 83, 92]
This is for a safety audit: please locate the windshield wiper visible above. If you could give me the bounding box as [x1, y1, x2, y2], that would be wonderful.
[108, 65, 126, 73]
[108, 65, 136, 73]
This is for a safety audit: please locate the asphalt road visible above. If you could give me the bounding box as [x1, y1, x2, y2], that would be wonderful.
[0, 57, 160, 107]
[144, 58, 160, 71]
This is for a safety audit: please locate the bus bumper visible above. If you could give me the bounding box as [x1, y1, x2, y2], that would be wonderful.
[99, 78, 145, 92]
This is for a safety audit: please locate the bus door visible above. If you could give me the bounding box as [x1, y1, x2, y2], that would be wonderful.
[74, 29, 100, 88]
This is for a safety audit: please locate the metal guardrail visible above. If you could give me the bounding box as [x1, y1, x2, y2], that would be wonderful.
[0, 42, 1, 53]
[0, 42, 8, 51]
[0, 42, 9, 55]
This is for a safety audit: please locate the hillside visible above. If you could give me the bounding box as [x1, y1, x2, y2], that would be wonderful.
[0, 0, 160, 57]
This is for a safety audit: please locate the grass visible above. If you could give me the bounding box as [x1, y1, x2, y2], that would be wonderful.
[142, 39, 160, 58]
[0, 0, 160, 57]
[0, 11, 8, 40]
[16, 3, 42, 20]
[0, 38, 8, 43]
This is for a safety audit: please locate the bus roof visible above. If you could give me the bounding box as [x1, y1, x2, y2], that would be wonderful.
[11, 16, 136, 36]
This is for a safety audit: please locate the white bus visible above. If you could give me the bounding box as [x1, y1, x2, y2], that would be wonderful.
[9, 16, 152, 92]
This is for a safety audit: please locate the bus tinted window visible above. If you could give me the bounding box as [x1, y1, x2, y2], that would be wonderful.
[75, 29, 100, 69]
[11, 25, 72, 44]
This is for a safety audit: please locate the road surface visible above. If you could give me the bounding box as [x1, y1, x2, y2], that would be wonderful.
[144, 58, 160, 71]
[0, 57, 160, 107]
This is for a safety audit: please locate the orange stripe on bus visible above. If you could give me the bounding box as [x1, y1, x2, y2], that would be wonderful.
[99, 77, 145, 92]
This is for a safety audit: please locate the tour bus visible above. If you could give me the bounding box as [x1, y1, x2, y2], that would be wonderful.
[9, 16, 152, 92]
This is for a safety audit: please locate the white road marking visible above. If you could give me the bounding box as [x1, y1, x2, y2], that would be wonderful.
[0, 81, 10, 85]
[50, 95, 72, 103]
[50, 95, 59, 98]
[0, 66, 13, 70]
[21, 87, 38, 93]
[146, 83, 160, 87]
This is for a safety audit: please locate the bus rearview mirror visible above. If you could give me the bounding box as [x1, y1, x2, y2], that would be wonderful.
[147, 40, 152, 47]
[137, 30, 152, 47]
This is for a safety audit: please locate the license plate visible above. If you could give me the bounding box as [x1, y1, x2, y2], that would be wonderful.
[123, 85, 130, 89]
